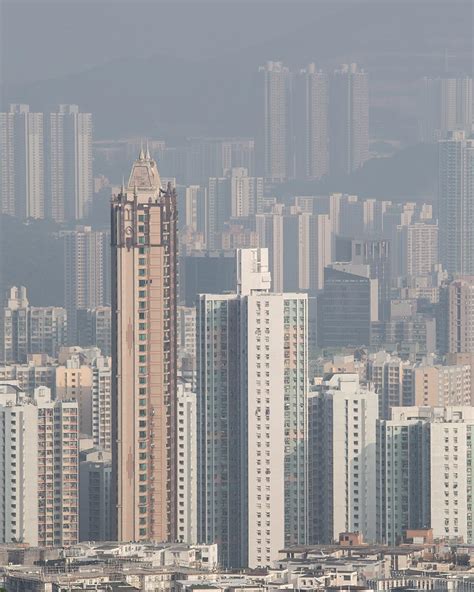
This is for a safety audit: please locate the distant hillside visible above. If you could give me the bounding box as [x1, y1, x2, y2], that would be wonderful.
[0, 217, 64, 306]
[1, 2, 470, 140]
[276, 143, 438, 202]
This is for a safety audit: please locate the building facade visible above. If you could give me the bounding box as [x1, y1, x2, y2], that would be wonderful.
[329, 64, 369, 176]
[46, 104, 93, 222]
[0, 104, 44, 219]
[308, 374, 378, 544]
[438, 131, 474, 275]
[111, 149, 178, 542]
[257, 61, 292, 181]
[63, 227, 110, 344]
[177, 380, 197, 544]
[197, 249, 307, 568]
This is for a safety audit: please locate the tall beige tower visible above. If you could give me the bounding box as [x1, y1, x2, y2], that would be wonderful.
[111, 148, 178, 542]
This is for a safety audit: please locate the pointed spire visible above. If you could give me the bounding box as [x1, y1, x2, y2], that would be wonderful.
[145, 140, 151, 160]
[121, 176, 125, 194]
[139, 140, 144, 160]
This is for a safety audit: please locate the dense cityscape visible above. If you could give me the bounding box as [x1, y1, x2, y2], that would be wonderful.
[0, 1, 474, 591]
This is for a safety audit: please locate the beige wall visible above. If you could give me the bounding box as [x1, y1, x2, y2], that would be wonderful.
[56, 365, 93, 435]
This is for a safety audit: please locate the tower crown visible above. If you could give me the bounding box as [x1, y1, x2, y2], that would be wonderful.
[126, 147, 162, 200]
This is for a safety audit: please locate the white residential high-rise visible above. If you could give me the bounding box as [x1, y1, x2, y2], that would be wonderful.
[443, 277, 474, 354]
[177, 379, 197, 544]
[36, 388, 79, 547]
[395, 223, 439, 279]
[0, 104, 44, 219]
[420, 77, 473, 141]
[0, 286, 29, 363]
[184, 185, 207, 240]
[46, 104, 93, 222]
[28, 306, 68, 358]
[0, 363, 56, 397]
[294, 64, 329, 179]
[366, 352, 415, 419]
[197, 248, 307, 568]
[178, 306, 197, 361]
[0, 386, 39, 545]
[63, 226, 110, 344]
[255, 211, 285, 292]
[76, 306, 111, 356]
[308, 373, 378, 544]
[430, 406, 474, 544]
[91, 356, 112, 452]
[0, 385, 79, 547]
[329, 64, 369, 176]
[298, 212, 332, 292]
[230, 167, 264, 218]
[207, 176, 231, 249]
[257, 61, 292, 181]
[376, 408, 431, 546]
[438, 131, 474, 275]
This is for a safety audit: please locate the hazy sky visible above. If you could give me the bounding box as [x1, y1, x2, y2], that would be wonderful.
[1, 1, 471, 85]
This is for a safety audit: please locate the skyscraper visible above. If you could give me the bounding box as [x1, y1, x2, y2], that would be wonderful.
[298, 213, 332, 292]
[0, 286, 29, 363]
[91, 355, 112, 452]
[0, 385, 79, 547]
[366, 351, 414, 419]
[317, 264, 378, 347]
[79, 449, 112, 542]
[294, 64, 329, 179]
[438, 131, 474, 275]
[308, 373, 378, 544]
[111, 148, 178, 542]
[257, 61, 292, 180]
[395, 222, 439, 279]
[230, 167, 264, 218]
[420, 76, 473, 142]
[184, 185, 207, 242]
[28, 305, 68, 358]
[441, 277, 474, 354]
[37, 389, 79, 547]
[77, 306, 112, 356]
[207, 176, 231, 249]
[46, 104, 93, 222]
[329, 64, 369, 176]
[0, 104, 44, 219]
[63, 226, 110, 344]
[56, 355, 93, 436]
[176, 379, 197, 544]
[376, 409, 431, 546]
[0, 386, 39, 545]
[197, 248, 307, 568]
